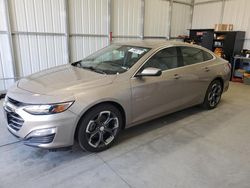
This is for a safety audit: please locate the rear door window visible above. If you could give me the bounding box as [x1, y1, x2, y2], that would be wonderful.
[203, 51, 214, 61]
[180, 47, 204, 66]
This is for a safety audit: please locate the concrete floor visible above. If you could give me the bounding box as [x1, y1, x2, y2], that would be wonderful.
[0, 82, 250, 188]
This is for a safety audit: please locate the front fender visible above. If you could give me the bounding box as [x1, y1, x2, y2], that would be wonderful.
[69, 82, 132, 128]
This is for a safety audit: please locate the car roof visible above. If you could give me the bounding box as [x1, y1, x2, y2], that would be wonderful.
[113, 39, 192, 49]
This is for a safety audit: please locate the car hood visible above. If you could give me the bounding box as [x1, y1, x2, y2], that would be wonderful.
[17, 64, 116, 96]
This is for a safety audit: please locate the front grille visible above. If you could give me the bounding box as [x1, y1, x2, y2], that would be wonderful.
[5, 97, 25, 131]
[6, 110, 24, 131]
[8, 97, 24, 107]
[24, 134, 55, 144]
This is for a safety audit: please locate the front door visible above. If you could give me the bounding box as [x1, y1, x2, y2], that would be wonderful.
[131, 47, 187, 123]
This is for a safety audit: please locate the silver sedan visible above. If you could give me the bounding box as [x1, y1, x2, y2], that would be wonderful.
[3, 40, 231, 152]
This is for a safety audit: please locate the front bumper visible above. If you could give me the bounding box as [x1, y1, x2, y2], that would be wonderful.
[3, 98, 78, 149]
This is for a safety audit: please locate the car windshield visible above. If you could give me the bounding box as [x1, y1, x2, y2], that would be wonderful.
[71, 44, 150, 74]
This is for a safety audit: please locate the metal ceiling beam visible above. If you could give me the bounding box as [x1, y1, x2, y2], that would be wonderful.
[173, 0, 192, 6]
[69, 34, 108, 37]
[0, 77, 24, 81]
[144, 36, 167, 39]
[112, 35, 140, 39]
[164, 0, 192, 6]
[11, 31, 65, 36]
[0, 31, 8, 34]
[5, 31, 109, 38]
[195, 0, 223, 5]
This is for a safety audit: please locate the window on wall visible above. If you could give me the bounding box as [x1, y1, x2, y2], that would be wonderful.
[181, 47, 204, 65]
[142, 47, 179, 71]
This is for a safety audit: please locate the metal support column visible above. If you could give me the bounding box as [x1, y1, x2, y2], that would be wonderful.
[190, 0, 195, 29]
[140, 0, 145, 39]
[64, 0, 71, 63]
[167, 0, 173, 40]
[4, 0, 17, 80]
[108, 0, 112, 43]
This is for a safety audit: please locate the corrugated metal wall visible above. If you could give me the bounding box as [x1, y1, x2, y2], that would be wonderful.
[112, 0, 142, 37]
[144, 0, 169, 37]
[0, 0, 7, 31]
[192, 1, 222, 29]
[69, 0, 109, 62]
[111, 0, 193, 39]
[222, 0, 250, 49]
[70, 37, 109, 62]
[9, 0, 68, 77]
[171, 2, 192, 37]
[0, 0, 15, 91]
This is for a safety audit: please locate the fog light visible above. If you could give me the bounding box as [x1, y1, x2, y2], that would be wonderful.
[27, 128, 56, 138]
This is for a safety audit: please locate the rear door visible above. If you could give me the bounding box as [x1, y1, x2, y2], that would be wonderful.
[179, 46, 215, 104]
[195, 49, 216, 91]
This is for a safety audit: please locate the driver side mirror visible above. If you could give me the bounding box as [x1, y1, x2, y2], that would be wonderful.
[136, 67, 162, 77]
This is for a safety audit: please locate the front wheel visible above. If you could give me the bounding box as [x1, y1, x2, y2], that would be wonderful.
[203, 80, 223, 110]
[77, 104, 122, 152]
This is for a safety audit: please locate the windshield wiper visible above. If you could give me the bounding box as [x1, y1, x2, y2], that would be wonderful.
[72, 62, 107, 74]
[81, 66, 107, 74]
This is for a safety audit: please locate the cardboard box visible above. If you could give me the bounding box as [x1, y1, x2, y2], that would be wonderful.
[215, 24, 233, 31]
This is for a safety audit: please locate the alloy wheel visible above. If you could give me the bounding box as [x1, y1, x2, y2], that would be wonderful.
[85, 111, 119, 148]
[208, 83, 222, 107]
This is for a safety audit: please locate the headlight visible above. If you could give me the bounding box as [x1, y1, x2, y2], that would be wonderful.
[23, 101, 74, 115]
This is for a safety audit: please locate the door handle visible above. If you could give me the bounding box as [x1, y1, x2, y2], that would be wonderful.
[174, 74, 181, 79]
[204, 67, 210, 72]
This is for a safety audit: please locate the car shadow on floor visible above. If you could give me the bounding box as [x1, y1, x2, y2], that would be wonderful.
[1, 100, 229, 173]
[20, 105, 206, 170]
[117, 96, 235, 146]
[119, 105, 205, 142]
[12, 105, 205, 156]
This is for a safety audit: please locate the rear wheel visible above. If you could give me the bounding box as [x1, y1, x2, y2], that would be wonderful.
[203, 80, 223, 110]
[77, 104, 122, 152]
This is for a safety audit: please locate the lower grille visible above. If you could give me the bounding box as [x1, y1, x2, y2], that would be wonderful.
[24, 134, 55, 145]
[5, 110, 24, 131]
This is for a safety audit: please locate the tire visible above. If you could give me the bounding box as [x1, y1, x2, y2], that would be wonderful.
[203, 80, 223, 110]
[77, 104, 123, 152]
